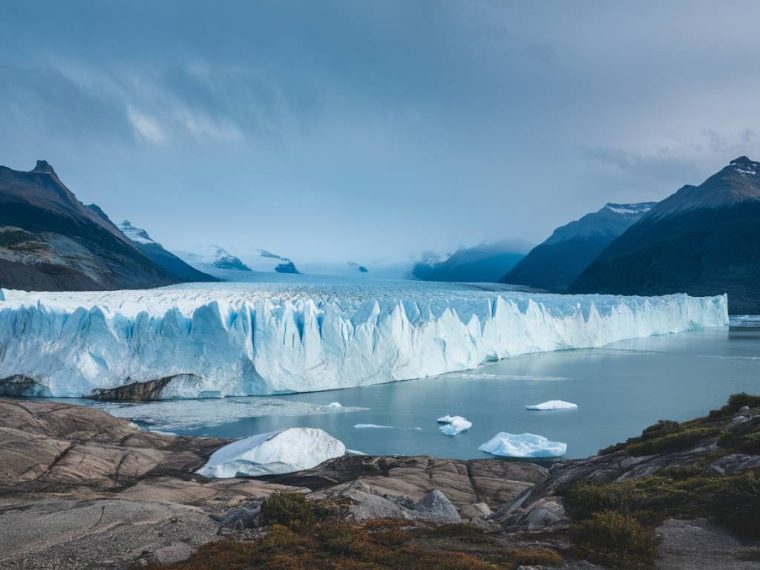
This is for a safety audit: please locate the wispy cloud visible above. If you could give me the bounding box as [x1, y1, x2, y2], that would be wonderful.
[127, 106, 164, 143]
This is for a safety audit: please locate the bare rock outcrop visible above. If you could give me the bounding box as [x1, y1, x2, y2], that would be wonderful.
[259, 453, 548, 509]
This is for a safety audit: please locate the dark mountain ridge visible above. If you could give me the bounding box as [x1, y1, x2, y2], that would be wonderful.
[0, 161, 192, 291]
[570, 157, 760, 313]
[504, 201, 656, 291]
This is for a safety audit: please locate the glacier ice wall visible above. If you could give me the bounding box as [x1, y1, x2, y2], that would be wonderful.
[0, 283, 728, 398]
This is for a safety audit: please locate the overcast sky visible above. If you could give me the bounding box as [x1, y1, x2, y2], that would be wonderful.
[3, 0, 760, 263]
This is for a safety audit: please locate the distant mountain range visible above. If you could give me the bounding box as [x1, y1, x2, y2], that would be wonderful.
[570, 156, 760, 313]
[178, 245, 300, 278]
[4, 156, 760, 312]
[412, 239, 532, 282]
[0, 161, 211, 291]
[504, 202, 656, 291]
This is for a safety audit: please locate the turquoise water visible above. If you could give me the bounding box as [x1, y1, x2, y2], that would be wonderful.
[79, 324, 760, 460]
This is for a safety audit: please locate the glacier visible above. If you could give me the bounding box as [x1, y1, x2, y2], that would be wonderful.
[0, 281, 728, 398]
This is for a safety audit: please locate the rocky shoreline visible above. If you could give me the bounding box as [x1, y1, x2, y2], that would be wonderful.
[1, 396, 759, 569]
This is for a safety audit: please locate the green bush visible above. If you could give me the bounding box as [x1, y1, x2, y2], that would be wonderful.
[572, 510, 658, 569]
[641, 420, 682, 439]
[562, 480, 645, 521]
[708, 393, 760, 419]
[709, 470, 760, 539]
[625, 427, 718, 456]
[261, 492, 318, 528]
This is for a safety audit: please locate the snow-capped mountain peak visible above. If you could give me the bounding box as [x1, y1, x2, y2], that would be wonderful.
[729, 155, 760, 176]
[119, 220, 156, 245]
[180, 245, 252, 272]
[646, 156, 760, 220]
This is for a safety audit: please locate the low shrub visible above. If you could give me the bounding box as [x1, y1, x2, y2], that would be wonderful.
[625, 427, 718, 456]
[708, 393, 760, 419]
[572, 510, 658, 569]
[709, 470, 760, 539]
[641, 420, 682, 439]
[508, 546, 564, 567]
[261, 492, 318, 528]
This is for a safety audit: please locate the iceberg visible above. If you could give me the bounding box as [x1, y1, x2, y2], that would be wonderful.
[0, 281, 728, 398]
[437, 415, 472, 436]
[526, 400, 578, 411]
[354, 423, 422, 430]
[479, 432, 567, 458]
[197, 427, 345, 478]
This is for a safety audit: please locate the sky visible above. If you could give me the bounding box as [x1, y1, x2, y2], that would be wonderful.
[3, 0, 760, 263]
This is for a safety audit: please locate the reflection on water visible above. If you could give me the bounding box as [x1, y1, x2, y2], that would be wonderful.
[73, 325, 760, 460]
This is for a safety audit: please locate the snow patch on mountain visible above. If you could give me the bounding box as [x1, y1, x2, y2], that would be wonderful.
[119, 220, 156, 245]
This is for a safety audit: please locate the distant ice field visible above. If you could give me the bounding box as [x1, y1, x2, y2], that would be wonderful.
[0, 280, 728, 398]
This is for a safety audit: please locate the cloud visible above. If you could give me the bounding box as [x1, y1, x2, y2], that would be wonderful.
[586, 129, 760, 180]
[127, 106, 164, 143]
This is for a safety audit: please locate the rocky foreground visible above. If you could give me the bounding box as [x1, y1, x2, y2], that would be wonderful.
[0, 396, 759, 569]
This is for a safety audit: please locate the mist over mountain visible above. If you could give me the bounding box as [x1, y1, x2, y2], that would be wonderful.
[412, 239, 532, 282]
[570, 157, 760, 313]
[504, 202, 656, 291]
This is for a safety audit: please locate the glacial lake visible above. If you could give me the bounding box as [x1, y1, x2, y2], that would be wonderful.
[74, 320, 760, 460]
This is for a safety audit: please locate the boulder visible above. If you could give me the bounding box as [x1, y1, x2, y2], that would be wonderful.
[706, 453, 760, 475]
[410, 490, 461, 523]
[459, 502, 493, 521]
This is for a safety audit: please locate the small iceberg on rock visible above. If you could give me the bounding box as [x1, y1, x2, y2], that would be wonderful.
[478, 432, 567, 458]
[326, 402, 342, 409]
[198, 427, 345, 478]
[437, 415, 472, 436]
[525, 400, 578, 411]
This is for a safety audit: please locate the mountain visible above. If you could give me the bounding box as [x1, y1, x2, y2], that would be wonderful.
[0, 160, 182, 291]
[179, 246, 300, 278]
[249, 250, 300, 274]
[117, 221, 217, 283]
[412, 239, 532, 282]
[294, 260, 414, 279]
[570, 157, 760, 313]
[503, 202, 656, 291]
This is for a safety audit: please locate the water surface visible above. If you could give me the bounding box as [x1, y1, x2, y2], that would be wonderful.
[78, 324, 760, 459]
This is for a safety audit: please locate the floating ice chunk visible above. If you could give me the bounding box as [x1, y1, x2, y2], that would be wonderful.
[437, 415, 455, 423]
[438, 416, 472, 436]
[198, 427, 345, 478]
[354, 424, 422, 430]
[326, 402, 342, 409]
[525, 400, 578, 411]
[478, 432, 567, 458]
